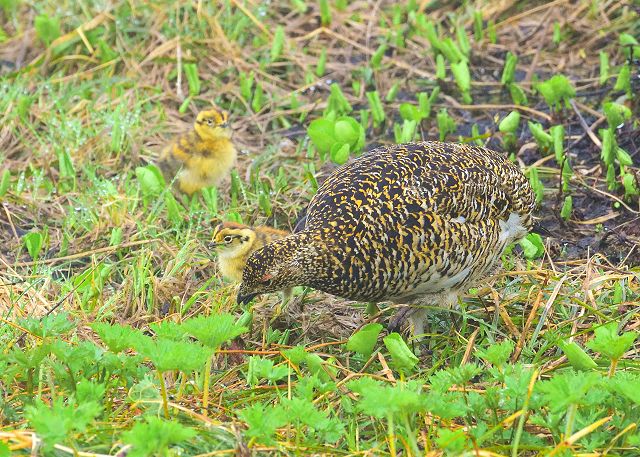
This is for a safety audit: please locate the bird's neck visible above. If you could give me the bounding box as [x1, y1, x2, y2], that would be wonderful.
[285, 231, 339, 286]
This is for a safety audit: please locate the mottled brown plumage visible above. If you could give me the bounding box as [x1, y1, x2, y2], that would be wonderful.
[237, 142, 536, 334]
[157, 109, 236, 195]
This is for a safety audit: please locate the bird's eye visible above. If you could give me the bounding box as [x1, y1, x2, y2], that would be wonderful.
[224, 235, 233, 243]
[207, 119, 213, 125]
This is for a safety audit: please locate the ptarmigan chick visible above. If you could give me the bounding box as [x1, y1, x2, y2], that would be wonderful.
[157, 108, 236, 195]
[212, 221, 292, 307]
[237, 141, 536, 335]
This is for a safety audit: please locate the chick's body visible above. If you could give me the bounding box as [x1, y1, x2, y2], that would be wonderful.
[238, 142, 536, 330]
[213, 222, 289, 282]
[158, 109, 236, 195]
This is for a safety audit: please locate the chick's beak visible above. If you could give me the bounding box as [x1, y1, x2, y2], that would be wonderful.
[237, 291, 258, 305]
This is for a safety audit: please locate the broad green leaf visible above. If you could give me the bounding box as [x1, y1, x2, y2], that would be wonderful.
[34, 14, 60, 46]
[330, 142, 350, 165]
[122, 417, 196, 457]
[270, 26, 285, 61]
[346, 323, 383, 357]
[383, 332, 418, 373]
[135, 165, 165, 198]
[586, 322, 638, 361]
[24, 231, 43, 260]
[308, 118, 336, 154]
[603, 102, 632, 129]
[499, 110, 520, 134]
[558, 339, 597, 371]
[519, 233, 544, 259]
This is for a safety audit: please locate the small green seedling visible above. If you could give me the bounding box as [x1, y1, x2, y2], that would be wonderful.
[560, 195, 573, 221]
[536, 75, 575, 111]
[528, 121, 552, 153]
[437, 108, 456, 141]
[366, 90, 385, 126]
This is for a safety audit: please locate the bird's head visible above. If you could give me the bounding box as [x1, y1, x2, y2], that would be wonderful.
[211, 222, 256, 258]
[236, 236, 309, 305]
[195, 108, 231, 140]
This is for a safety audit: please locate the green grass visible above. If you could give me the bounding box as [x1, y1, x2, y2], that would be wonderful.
[1, 0, 639, 455]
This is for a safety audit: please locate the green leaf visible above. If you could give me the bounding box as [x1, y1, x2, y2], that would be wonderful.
[451, 59, 471, 103]
[614, 64, 630, 94]
[346, 323, 383, 357]
[122, 417, 196, 457]
[319, 0, 331, 25]
[134, 337, 212, 372]
[557, 339, 597, 371]
[528, 167, 545, 204]
[330, 142, 350, 165]
[537, 370, 602, 412]
[499, 110, 520, 134]
[476, 340, 514, 367]
[383, 333, 418, 373]
[550, 124, 565, 164]
[399, 103, 421, 122]
[325, 83, 352, 115]
[238, 403, 287, 446]
[135, 164, 165, 198]
[0, 169, 10, 196]
[436, 108, 456, 141]
[270, 26, 285, 61]
[34, 14, 60, 46]
[26, 398, 101, 452]
[599, 51, 609, 85]
[501, 52, 517, 85]
[371, 43, 387, 69]
[528, 121, 552, 152]
[165, 192, 182, 224]
[366, 90, 385, 125]
[307, 118, 335, 155]
[92, 322, 138, 353]
[509, 83, 528, 105]
[334, 117, 361, 147]
[560, 195, 572, 221]
[586, 322, 638, 361]
[536, 74, 575, 111]
[0, 442, 9, 457]
[623, 173, 639, 198]
[181, 313, 247, 349]
[603, 102, 632, 129]
[23, 231, 43, 260]
[183, 63, 200, 96]
[316, 48, 327, 76]
[600, 128, 615, 165]
[617, 147, 633, 167]
[435, 53, 446, 79]
[519, 233, 544, 259]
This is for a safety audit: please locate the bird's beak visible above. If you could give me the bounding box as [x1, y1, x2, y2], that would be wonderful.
[237, 292, 258, 305]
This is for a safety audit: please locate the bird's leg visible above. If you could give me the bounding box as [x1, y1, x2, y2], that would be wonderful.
[388, 306, 429, 338]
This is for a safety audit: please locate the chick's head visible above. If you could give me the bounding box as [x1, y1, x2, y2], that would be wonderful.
[195, 108, 231, 140]
[237, 237, 304, 305]
[212, 222, 256, 258]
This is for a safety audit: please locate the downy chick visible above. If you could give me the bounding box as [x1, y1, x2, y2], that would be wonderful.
[212, 222, 292, 305]
[157, 108, 237, 195]
[212, 222, 290, 281]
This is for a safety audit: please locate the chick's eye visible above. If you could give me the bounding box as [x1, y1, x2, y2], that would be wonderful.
[224, 236, 233, 243]
[206, 119, 213, 125]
